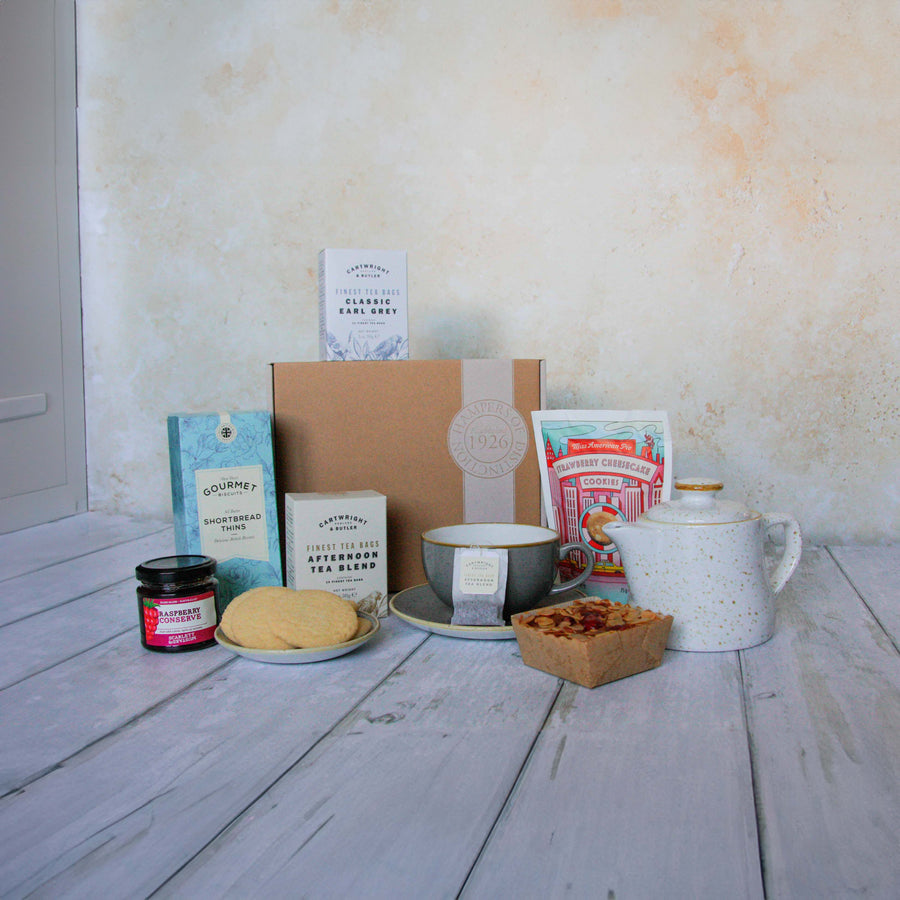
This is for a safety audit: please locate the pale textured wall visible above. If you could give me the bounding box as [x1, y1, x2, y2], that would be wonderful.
[76, 1, 899, 544]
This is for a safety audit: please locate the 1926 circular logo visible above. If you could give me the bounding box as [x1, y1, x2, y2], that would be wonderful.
[447, 400, 529, 478]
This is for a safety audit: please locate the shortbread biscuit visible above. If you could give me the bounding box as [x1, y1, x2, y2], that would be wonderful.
[268, 589, 358, 648]
[221, 586, 358, 650]
[226, 587, 294, 650]
[219, 588, 260, 644]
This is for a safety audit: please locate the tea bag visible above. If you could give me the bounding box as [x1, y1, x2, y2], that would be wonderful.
[451, 546, 508, 626]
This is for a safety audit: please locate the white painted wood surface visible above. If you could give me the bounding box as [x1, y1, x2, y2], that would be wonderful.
[0, 517, 898, 899]
[465, 651, 764, 899]
[740, 547, 900, 898]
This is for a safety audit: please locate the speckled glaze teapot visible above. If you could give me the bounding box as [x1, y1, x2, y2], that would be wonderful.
[603, 478, 802, 652]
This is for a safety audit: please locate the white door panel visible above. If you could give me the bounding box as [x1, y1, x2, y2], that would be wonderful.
[0, 0, 86, 533]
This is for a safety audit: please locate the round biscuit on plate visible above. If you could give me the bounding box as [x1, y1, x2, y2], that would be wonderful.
[270, 589, 359, 648]
[226, 587, 295, 650]
[220, 587, 264, 644]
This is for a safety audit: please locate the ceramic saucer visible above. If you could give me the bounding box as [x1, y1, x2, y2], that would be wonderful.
[214, 611, 380, 664]
[389, 584, 585, 640]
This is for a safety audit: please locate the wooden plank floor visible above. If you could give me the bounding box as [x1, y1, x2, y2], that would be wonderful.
[742, 547, 900, 898]
[1, 515, 898, 899]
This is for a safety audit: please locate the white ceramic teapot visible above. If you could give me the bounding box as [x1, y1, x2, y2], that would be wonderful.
[603, 477, 802, 651]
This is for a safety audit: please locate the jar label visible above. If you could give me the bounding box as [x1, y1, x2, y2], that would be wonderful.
[143, 590, 217, 648]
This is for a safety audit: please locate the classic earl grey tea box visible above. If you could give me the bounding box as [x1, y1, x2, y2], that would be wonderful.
[318, 248, 408, 360]
[284, 490, 388, 617]
[168, 411, 283, 608]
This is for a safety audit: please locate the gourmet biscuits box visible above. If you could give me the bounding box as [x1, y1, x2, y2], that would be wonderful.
[270, 359, 546, 591]
[285, 490, 388, 617]
[168, 411, 283, 608]
[318, 248, 409, 361]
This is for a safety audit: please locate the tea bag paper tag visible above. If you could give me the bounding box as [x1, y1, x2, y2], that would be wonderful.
[451, 547, 508, 626]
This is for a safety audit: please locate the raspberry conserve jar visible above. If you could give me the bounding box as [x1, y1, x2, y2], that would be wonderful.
[136, 555, 219, 652]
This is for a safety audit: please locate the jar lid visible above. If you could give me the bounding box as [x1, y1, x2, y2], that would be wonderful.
[642, 477, 759, 525]
[136, 555, 217, 584]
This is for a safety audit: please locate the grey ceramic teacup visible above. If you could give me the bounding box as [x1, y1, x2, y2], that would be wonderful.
[421, 523, 595, 618]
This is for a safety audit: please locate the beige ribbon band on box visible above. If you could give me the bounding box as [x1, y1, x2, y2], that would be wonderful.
[460, 359, 517, 523]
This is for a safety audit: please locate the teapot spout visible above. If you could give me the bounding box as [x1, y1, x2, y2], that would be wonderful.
[602, 520, 658, 606]
[602, 520, 638, 556]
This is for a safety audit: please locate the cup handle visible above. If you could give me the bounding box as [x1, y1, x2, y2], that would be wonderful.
[762, 513, 803, 595]
[550, 541, 596, 595]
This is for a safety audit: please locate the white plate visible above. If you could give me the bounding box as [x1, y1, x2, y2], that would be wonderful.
[214, 611, 380, 664]
[390, 584, 585, 641]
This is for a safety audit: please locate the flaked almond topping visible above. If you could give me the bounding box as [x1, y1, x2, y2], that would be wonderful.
[520, 598, 662, 637]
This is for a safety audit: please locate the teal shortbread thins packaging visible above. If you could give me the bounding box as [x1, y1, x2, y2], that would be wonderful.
[168, 411, 283, 609]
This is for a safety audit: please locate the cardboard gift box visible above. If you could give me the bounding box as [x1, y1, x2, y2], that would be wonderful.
[270, 359, 546, 591]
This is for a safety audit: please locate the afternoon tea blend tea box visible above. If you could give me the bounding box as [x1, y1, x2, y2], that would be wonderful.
[318, 248, 409, 361]
[168, 411, 283, 608]
[285, 490, 388, 617]
[271, 359, 545, 591]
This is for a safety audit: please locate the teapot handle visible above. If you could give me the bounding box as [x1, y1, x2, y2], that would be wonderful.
[762, 513, 803, 594]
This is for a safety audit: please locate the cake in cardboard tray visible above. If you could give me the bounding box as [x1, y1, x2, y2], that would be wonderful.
[512, 597, 673, 688]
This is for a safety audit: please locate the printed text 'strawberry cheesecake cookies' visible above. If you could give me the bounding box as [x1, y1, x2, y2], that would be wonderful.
[512, 598, 673, 688]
